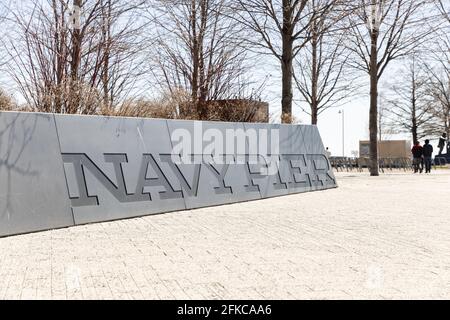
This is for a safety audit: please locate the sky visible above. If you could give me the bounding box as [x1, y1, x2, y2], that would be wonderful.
[307, 97, 371, 157]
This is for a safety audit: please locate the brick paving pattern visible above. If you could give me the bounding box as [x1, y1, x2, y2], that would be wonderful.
[1, 171, 449, 299]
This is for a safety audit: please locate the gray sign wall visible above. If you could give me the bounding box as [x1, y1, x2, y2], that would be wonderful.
[0, 111, 337, 237]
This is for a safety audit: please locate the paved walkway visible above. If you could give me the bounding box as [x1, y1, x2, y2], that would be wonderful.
[1, 170, 450, 299]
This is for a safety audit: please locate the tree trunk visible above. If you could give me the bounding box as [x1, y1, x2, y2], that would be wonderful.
[281, 39, 293, 123]
[411, 89, 418, 144]
[54, 2, 65, 113]
[311, 111, 318, 125]
[197, 0, 209, 120]
[412, 125, 417, 145]
[102, 0, 113, 114]
[102, 0, 112, 113]
[311, 22, 319, 125]
[410, 62, 417, 144]
[281, 1, 293, 124]
[191, 0, 199, 115]
[70, 0, 82, 114]
[369, 29, 379, 176]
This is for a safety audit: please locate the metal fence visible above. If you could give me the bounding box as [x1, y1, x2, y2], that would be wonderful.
[330, 157, 416, 173]
[330, 157, 449, 173]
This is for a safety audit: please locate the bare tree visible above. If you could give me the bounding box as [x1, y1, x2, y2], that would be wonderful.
[0, 1, 9, 71]
[294, 0, 355, 124]
[3, 0, 146, 114]
[378, 92, 399, 140]
[95, 0, 148, 113]
[420, 4, 450, 140]
[424, 46, 450, 139]
[346, 0, 432, 176]
[0, 88, 15, 110]
[235, 0, 341, 123]
[148, 0, 253, 120]
[436, 0, 449, 24]
[427, 73, 450, 139]
[384, 56, 434, 143]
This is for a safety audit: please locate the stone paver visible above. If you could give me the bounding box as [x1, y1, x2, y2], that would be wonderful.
[1, 171, 450, 299]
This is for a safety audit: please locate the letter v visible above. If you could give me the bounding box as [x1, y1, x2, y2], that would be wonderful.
[160, 154, 201, 197]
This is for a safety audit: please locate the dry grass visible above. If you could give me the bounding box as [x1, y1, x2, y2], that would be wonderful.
[1, 87, 269, 123]
[0, 89, 15, 111]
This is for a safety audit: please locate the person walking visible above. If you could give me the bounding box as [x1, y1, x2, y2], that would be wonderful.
[423, 139, 433, 173]
[438, 133, 447, 155]
[411, 141, 424, 173]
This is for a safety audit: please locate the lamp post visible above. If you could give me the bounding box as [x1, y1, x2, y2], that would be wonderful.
[338, 109, 344, 157]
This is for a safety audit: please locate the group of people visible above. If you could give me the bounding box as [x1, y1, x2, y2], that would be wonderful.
[411, 133, 449, 174]
[411, 140, 434, 173]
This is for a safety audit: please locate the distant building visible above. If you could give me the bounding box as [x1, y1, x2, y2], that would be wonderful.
[359, 140, 412, 158]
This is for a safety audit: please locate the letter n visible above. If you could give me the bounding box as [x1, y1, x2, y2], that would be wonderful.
[62, 153, 142, 207]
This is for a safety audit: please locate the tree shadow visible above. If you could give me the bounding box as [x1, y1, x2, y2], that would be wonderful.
[0, 112, 40, 221]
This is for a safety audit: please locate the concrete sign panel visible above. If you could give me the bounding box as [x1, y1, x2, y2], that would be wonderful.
[55, 115, 187, 225]
[0, 112, 73, 236]
[0, 111, 336, 237]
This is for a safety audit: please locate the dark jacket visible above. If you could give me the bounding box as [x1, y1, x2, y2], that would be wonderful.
[411, 145, 423, 158]
[423, 144, 433, 157]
